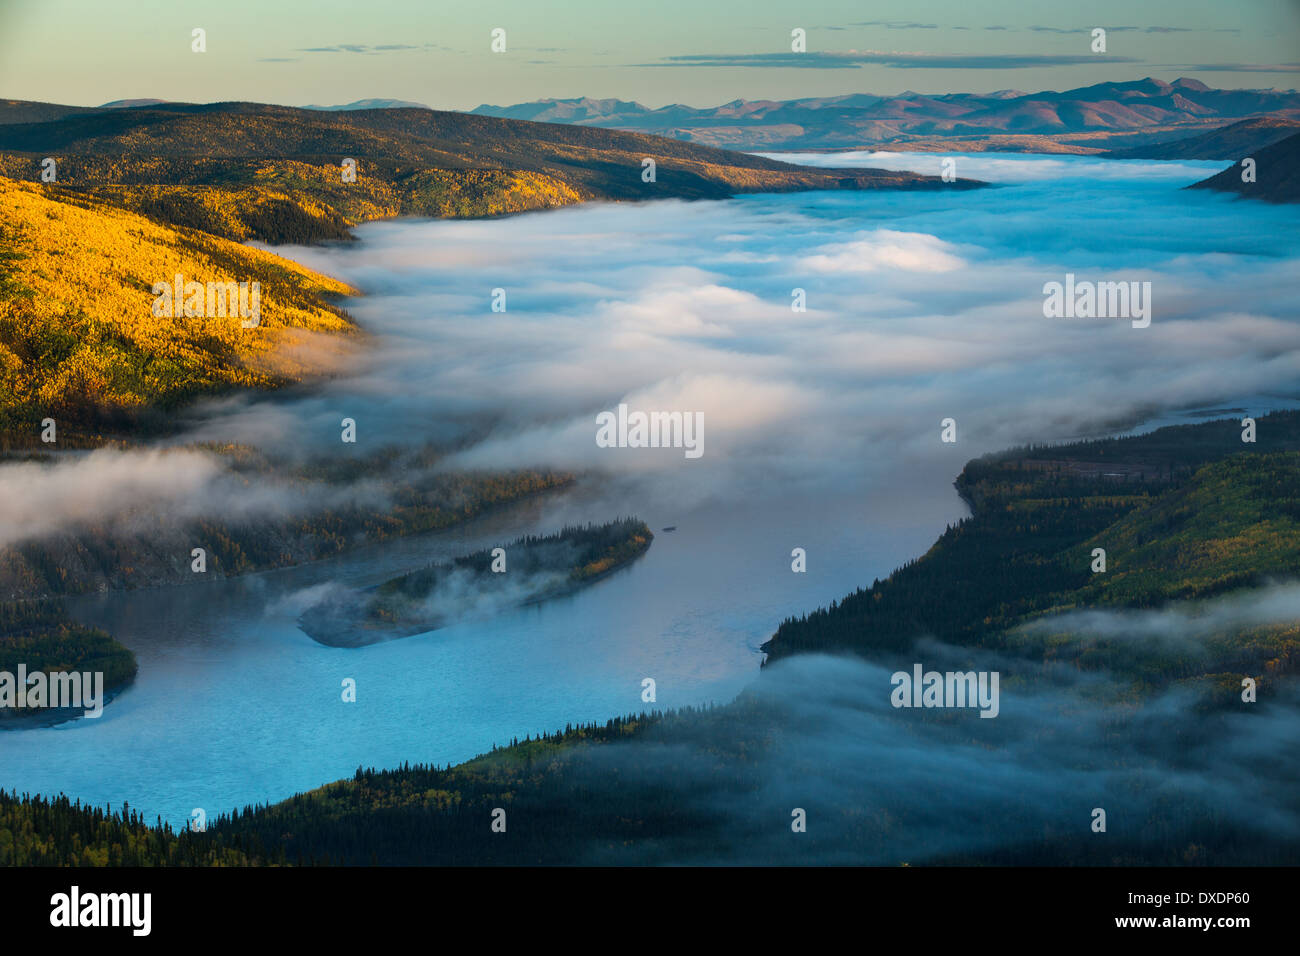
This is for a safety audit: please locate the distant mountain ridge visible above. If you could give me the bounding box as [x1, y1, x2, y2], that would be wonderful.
[303, 98, 430, 111]
[473, 78, 1300, 150]
[99, 98, 169, 109]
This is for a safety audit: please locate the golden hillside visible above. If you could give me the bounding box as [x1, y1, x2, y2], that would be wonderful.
[0, 177, 356, 437]
[0, 155, 588, 243]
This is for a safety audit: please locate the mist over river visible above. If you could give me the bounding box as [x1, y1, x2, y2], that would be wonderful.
[3, 153, 1298, 829]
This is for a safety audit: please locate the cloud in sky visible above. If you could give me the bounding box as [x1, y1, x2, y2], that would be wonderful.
[1025, 26, 1225, 35]
[642, 50, 1143, 70]
[807, 23, 1234, 37]
[297, 43, 428, 55]
[852, 21, 940, 30]
[1173, 62, 1300, 73]
[1028, 25, 1140, 34]
[0, 1, 1292, 110]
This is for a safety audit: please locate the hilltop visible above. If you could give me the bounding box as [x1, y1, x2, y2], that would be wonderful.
[0, 99, 970, 247]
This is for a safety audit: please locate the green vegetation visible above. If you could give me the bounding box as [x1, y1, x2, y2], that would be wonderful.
[378, 517, 653, 600]
[0, 599, 137, 724]
[0, 791, 249, 865]
[763, 411, 1300, 675]
[0, 156, 585, 245]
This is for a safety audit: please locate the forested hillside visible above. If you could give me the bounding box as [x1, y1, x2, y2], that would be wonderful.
[0, 452, 574, 599]
[0, 178, 354, 438]
[762, 412, 1300, 664]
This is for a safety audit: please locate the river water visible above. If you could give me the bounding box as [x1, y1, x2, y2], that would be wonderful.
[3, 152, 1297, 829]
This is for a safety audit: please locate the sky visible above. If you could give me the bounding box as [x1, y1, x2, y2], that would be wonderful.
[0, 0, 1297, 110]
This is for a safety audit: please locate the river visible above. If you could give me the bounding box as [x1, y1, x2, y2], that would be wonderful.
[3, 152, 1297, 829]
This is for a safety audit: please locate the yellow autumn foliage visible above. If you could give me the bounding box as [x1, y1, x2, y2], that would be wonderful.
[0, 155, 585, 244]
[0, 176, 356, 432]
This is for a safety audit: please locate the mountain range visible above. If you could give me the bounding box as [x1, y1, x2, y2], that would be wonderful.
[302, 98, 429, 111]
[472, 78, 1300, 151]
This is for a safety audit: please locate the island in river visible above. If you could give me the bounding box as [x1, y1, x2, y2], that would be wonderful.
[298, 518, 654, 647]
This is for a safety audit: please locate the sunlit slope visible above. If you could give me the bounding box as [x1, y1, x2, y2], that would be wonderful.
[0, 177, 356, 433]
[0, 101, 972, 244]
[1073, 453, 1300, 605]
[0, 156, 587, 243]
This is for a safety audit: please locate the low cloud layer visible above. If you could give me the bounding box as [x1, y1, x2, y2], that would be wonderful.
[264, 154, 1297, 503]
[560, 648, 1300, 864]
[5, 154, 1298, 543]
[1015, 580, 1300, 655]
[0, 447, 391, 550]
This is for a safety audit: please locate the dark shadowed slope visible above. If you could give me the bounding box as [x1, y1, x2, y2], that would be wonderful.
[1107, 116, 1300, 160]
[1189, 131, 1300, 203]
[0, 99, 102, 125]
